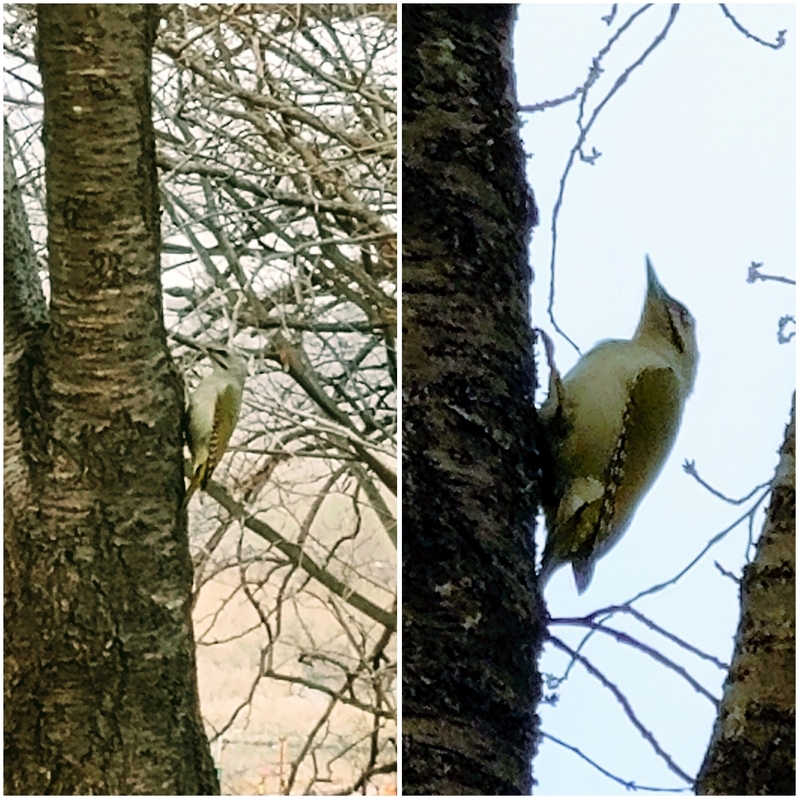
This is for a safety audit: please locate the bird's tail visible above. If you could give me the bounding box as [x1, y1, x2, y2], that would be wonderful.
[181, 463, 205, 512]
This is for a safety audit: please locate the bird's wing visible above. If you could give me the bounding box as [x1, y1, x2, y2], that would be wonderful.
[592, 364, 684, 558]
[559, 365, 683, 594]
[202, 384, 240, 488]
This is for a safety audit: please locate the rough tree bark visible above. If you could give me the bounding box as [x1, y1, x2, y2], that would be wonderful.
[402, 4, 544, 795]
[696, 396, 796, 795]
[4, 6, 218, 793]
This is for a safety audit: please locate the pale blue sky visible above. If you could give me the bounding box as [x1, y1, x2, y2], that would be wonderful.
[515, 4, 794, 795]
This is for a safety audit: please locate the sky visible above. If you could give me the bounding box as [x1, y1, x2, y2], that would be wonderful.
[514, 4, 795, 795]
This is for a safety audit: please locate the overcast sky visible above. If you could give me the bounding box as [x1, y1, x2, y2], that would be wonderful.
[514, 4, 794, 795]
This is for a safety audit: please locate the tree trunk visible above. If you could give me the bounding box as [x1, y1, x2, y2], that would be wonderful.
[4, 6, 218, 793]
[402, 4, 544, 795]
[696, 396, 795, 795]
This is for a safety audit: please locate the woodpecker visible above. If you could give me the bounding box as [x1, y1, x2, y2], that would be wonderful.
[539, 257, 698, 593]
[183, 348, 248, 509]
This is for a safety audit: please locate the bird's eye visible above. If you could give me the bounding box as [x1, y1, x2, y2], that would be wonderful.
[670, 301, 691, 328]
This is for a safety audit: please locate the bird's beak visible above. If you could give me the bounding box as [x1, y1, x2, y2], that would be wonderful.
[207, 348, 229, 368]
[645, 255, 667, 300]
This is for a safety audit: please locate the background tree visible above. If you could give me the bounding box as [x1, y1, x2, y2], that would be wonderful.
[5, 3, 396, 794]
[697, 399, 795, 795]
[4, 5, 218, 793]
[402, 5, 542, 795]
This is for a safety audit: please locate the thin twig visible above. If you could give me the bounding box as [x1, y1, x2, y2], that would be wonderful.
[747, 261, 795, 285]
[549, 616, 721, 705]
[546, 5, 680, 354]
[719, 5, 786, 49]
[583, 604, 730, 670]
[548, 634, 694, 785]
[683, 459, 772, 505]
[541, 731, 690, 793]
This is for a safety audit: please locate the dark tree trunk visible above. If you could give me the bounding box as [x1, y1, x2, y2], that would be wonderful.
[402, 4, 544, 795]
[4, 6, 218, 793]
[696, 396, 796, 795]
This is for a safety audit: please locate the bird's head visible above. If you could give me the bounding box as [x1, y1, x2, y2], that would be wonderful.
[208, 347, 248, 378]
[636, 256, 698, 393]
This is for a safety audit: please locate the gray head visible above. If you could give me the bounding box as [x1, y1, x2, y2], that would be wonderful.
[208, 347, 248, 379]
[636, 256, 698, 391]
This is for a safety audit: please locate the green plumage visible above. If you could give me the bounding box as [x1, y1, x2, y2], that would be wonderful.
[539, 258, 697, 593]
[200, 383, 239, 489]
[183, 350, 247, 509]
